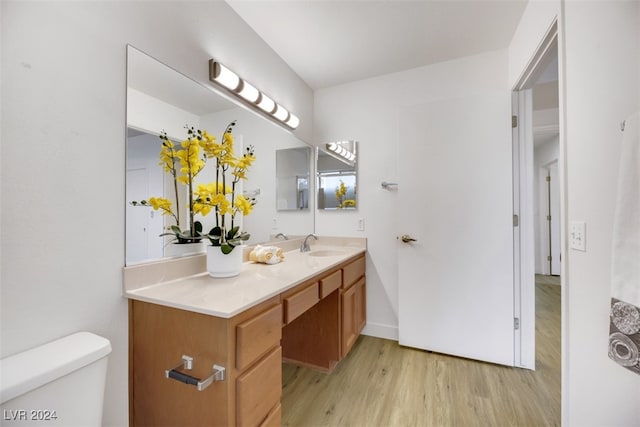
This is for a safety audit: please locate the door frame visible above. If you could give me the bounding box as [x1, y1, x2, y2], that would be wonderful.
[512, 19, 560, 370]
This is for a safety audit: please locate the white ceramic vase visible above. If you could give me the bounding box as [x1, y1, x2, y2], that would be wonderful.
[207, 245, 243, 278]
[164, 241, 205, 258]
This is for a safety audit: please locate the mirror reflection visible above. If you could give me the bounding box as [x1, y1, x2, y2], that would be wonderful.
[125, 46, 313, 265]
[316, 141, 358, 210]
[276, 147, 311, 211]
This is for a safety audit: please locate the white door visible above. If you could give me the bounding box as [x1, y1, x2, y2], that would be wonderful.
[398, 94, 515, 366]
[548, 162, 561, 275]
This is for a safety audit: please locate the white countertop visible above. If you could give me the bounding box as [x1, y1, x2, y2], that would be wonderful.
[124, 238, 366, 318]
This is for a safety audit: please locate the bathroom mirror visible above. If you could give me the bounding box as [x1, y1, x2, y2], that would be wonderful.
[126, 45, 314, 265]
[316, 141, 358, 210]
[276, 147, 311, 211]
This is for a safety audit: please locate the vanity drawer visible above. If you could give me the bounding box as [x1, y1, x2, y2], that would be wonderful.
[236, 304, 282, 370]
[342, 255, 365, 289]
[259, 403, 281, 427]
[237, 346, 282, 427]
[319, 270, 342, 299]
[284, 282, 320, 324]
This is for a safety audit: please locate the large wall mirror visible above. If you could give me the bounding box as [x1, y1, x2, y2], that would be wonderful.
[276, 147, 311, 211]
[317, 141, 358, 210]
[125, 46, 314, 265]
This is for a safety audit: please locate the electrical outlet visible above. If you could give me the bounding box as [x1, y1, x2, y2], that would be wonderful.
[569, 221, 586, 251]
[357, 218, 365, 231]
[272, 218, 278, 230]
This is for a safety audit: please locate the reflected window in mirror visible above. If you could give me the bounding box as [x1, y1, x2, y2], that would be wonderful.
[276, 147, 311, 211]
[316, 140, 358, 210]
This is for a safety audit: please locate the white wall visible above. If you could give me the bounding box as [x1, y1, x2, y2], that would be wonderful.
[511, 0, 640, 425]
[562, 1, 640, 425]
[314, 49, 511, 340]
[0, 2, 312, 426]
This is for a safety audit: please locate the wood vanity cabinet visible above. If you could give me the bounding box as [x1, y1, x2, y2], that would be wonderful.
[129, 296, 282, 427]
[341, 255, 367, 357]
[129, 252, 366, 426]
[282, 253, 366, 371]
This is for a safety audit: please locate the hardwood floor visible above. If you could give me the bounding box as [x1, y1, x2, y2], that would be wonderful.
[281, 279, 561, 426]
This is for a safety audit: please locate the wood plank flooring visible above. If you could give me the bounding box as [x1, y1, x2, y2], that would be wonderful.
[281, 279, 561, 426]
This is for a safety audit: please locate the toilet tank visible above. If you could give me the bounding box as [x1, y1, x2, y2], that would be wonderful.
[0, 332, 112, 426]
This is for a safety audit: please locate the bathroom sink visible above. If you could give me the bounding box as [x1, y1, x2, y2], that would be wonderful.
[307, 249, 347, 257]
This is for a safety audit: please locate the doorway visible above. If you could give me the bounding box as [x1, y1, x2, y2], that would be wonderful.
[512, 21, 561, 371]
[538, 161, 561, 276]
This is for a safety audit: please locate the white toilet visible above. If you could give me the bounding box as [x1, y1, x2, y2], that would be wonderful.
[0, 332, 112, 426]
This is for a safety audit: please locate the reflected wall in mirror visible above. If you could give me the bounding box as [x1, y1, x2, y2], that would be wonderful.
[276, 147, 311, 211]
[126, 46, 314, 265]
[316, 140, 358, 210]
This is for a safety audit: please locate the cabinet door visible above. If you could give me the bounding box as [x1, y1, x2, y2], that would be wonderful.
[341, 277, 366, 358]
[355, 277, 366, 334]
[341, 284, 358, 358]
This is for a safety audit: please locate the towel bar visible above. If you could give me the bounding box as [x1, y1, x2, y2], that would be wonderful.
[381, 181, 398, 189]
[165, 355, 225, 391]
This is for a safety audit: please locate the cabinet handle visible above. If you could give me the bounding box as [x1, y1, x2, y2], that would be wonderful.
[165, 355, 226, 391]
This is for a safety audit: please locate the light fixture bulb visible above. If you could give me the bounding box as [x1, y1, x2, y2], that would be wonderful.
[285, 113, 300, 129]
[273, 104, 289, 122]
[209, 59, 300, 130]
[237, 80, 260, 103]
[257, 93, 276, 113]
[211, 62, 240, 91]
[327, 142, 337, 151]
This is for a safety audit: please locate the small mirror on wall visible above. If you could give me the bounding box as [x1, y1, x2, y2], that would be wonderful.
[317, 140, 358, 210]
[276, 147, 311, 211]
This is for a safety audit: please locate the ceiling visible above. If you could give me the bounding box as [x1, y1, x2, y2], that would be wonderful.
[227, 0, 529, 90]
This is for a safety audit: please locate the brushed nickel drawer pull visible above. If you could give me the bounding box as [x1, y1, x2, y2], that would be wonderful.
[165, 355, 226, 391]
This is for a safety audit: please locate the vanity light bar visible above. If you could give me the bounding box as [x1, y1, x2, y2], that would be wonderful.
[209, 59, 299, 130]
[210, 62, 241, 91]
[326, 141, 356, 163]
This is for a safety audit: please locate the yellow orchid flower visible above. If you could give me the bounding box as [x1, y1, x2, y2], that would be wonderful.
[234, 195, 254, 216]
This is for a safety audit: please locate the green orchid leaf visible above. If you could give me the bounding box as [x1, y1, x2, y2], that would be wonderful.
[227, 226, 240, 239]
[194, 221, 203, 234]
[207, 226, 222, 246]
[208, 226, 222, 238]
[221, 243, 233, 254]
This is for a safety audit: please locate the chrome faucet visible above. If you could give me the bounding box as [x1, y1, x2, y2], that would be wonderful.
[275, 233, 288, 240]
[300, 233, 318, 252]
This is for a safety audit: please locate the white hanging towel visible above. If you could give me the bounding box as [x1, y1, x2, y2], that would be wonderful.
[608, 110, 640, 376]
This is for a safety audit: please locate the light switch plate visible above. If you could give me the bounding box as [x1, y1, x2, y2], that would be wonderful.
[357, 218, 365, 231]
[569, 221, 586, 251]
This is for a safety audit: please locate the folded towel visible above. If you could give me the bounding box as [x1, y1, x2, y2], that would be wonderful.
[609, 110, 640, 376]
[249, 245, 285, 265]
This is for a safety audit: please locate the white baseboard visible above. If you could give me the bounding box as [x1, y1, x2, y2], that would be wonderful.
[361, 322, 398, 341]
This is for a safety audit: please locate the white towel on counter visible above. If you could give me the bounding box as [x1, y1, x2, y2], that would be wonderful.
[249, 245, 285, 265]
[609, 110, 640, 376]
